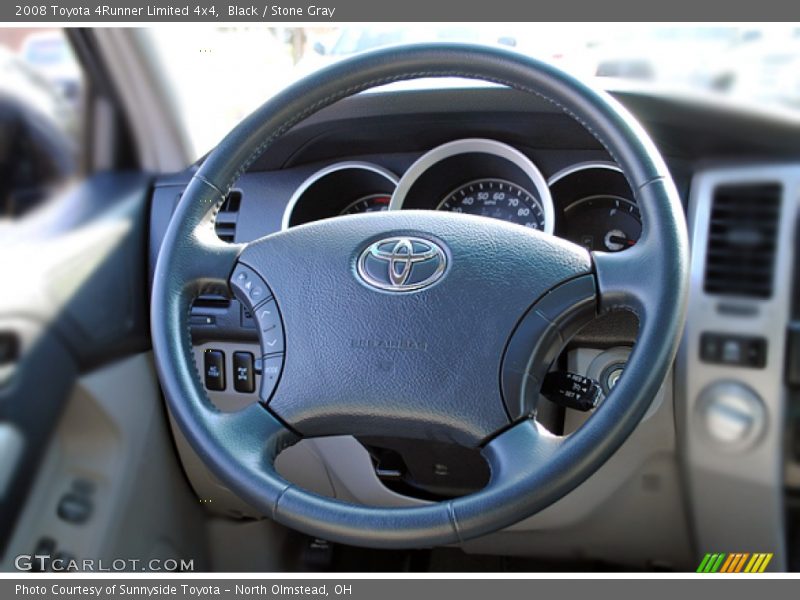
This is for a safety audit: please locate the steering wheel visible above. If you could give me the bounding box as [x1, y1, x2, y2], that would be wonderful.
[151, 44, 688, 548]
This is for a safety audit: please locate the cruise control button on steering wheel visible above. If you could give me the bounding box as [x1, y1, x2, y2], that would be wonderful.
[229, 263, 286, 402]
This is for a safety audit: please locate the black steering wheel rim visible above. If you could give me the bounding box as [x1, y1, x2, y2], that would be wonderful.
[151, 43, 689, 548]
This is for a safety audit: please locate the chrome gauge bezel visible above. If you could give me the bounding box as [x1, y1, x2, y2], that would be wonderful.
[546, 160, 623, 186]
[281, 161, 399, 230]
[389, 138, 555, 235]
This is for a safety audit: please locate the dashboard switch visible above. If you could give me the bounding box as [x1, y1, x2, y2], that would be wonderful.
[259, 354, 284, 404]
[700, 334, 722, 362]
[57, 492, 92, 524]
[696, 381, 766, 449]
[233, 352, 255, 393]
[700, 333, 766, 368]
[204, 350, 225, 391]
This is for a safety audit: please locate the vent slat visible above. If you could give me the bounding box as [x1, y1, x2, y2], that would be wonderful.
[192, 294, 231, 309]
[703, 183, 780, 299]
[214, 190, 242, 243]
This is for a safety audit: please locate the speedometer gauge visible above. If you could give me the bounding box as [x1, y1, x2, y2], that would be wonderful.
[438, 179, 546, 231]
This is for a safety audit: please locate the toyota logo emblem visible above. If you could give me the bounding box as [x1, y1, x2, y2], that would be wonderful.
[357, 236, 447, 292]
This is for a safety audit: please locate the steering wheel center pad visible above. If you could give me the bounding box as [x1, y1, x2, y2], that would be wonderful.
[233, 210, 592, 446]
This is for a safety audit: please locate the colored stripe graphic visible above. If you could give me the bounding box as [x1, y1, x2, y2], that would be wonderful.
[751, 554, 765, 572]
[710, 553, 726, 573]
[758, 553, 773, 572]
[750, 553, 774, 573]
[720, 554, 736, 573]
[734, 553, 749, 573]
[696, 554, 713, 573]
[744, 554, 758, 572]
[698, 553, 726, 573]
[697, 552, 773, 573]
[758, 552, 773, 573]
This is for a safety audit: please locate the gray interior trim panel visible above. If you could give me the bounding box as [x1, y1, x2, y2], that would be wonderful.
[678, 163, 799, 569]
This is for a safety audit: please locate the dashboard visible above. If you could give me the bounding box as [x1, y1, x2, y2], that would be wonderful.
[284, 138, 641, 254]
[146, 86, 800, 570]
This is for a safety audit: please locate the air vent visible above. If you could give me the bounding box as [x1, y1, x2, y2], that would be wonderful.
[192, 294, 231, 310]
[214, 190, 242, 243]
[703, 183, 781, 299]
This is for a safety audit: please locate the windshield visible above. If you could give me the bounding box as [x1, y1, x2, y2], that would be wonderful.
[143, 24, 800, 160]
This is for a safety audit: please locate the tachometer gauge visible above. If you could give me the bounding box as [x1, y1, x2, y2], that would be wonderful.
[438, 179, 546, 230]
[340, 193, 391, 215]
[563, 195, 641, 252]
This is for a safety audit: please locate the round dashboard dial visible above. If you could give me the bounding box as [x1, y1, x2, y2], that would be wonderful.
[340, 193, 391, 215]
[438, 179, 546, 230]
[563, 195, 641, 252]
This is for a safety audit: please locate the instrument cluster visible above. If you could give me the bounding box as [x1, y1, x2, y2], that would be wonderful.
[283, 138, 641, 253]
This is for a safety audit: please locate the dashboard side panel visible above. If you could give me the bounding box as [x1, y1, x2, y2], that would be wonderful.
[677, 165, 799, 570]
